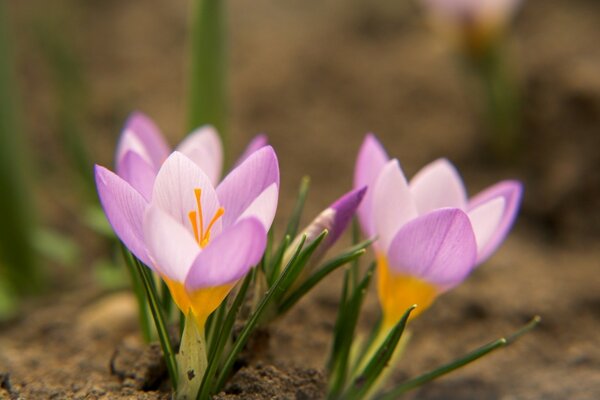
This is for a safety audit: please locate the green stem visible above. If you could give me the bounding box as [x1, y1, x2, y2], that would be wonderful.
[176, 315, 208, 400]
[187, 0, 227, 156]
[120, 245, 152, 342]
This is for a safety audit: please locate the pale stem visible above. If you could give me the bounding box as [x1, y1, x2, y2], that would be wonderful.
[175, 314, 208, 400]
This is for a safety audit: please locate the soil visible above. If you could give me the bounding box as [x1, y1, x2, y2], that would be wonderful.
[2, 0, 600, 399]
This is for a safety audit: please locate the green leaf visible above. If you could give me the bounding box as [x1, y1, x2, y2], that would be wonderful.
[212, 235, 308, 391]
[197, 273, 253, 400]
[120, 245, 152, 342]
[344, 305, 416, 400]
[132, 255, 178, 389]
[277, 238, 373, 316]
[284, 176, 311, 239]
[327, 262, 376, 399]
[375, 316, 541, 399]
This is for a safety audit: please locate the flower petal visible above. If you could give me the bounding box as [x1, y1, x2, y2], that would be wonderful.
[373, 160, 419, 252]
[118, 151, 156, 201]
[327, 186, 367, 246]
[185, 218, 266, 290]
[468, 180, 523, 263]
[152, 152, 221, 236]
[176, 125, 223, 186]
[233, 134, 268, 168]
[354, 134, 389, 238]
[409, 158, 467, 214]
[143, 205, 200, 283]
[216, 146, 279, 228]
[94, 165, 152, 267]
[386, 208, 477, 290]
[116, 112, 169, 171]
[236, 183, 279, 230]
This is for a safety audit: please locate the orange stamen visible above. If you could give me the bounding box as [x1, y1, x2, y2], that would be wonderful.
[188, 188, 225, 248]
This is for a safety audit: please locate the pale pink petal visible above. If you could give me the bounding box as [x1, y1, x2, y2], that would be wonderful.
[152, 152, 221, 237]
[373, 160, 419, 252]
[409, 158, 467, 214]
[118, 152, 156, 201]
[94, 165, 152, 267]
[236, 183, 279, 230]
[143, 205, 200, 283]
[216, 146, 279, 229]
[176, 125, 223, 186]
[116, 112, 169, 171]
[185, 218, 266, 290]
[468, 197, 504, 258]
[387, 208, 478, 290]
[233, 134, 268, 168]
[468, 180, 523, 263]
[354, 134, 389, 238]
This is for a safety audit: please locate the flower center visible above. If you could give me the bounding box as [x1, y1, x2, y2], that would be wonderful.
[188, 188, 225, 248]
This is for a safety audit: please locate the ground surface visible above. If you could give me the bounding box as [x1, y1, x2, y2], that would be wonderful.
[1, 0, 599, 399]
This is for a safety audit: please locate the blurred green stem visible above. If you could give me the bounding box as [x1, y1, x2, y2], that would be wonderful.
[187, 0, 227, 158]
[469, 41, 521, 163]
[0, 2, 41, 295]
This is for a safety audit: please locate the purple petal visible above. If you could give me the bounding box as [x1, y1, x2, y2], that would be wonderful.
[152, 152, 221, 236]
[409, 158, 468, 214]
[116, 112, 169, 172]
[143, 205, 200, 283]
[176, 125, 223, 186]
[118, 151, 156, 201]
[387, 208, 477, 290]
[354, 134, 389, 238]
[373, 160, 419, 252]
[185, 218, 267, 290]
[216, 146, 279, 229]
[237, 183, 279, 230]
[326, 186, 367, 246]
[234, 134, 268, 168]
[94, 165, 152, 267]
[468, 180, 523, 263]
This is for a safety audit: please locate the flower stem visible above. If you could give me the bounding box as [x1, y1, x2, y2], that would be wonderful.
[175, 315, 207, 400]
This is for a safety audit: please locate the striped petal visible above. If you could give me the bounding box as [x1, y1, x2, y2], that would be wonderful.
[409, 158, 467, 214]
[176, 125, 223, 186]
[116, 112, 169, 171]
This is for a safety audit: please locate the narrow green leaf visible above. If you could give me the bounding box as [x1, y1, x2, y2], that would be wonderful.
[213, 235, 308, 391]
[266, 234, 290, 286]
[277, 238, 373, 316]
[284, 176, 311, 239]
[197, 273, 253, 400]
[327, 262, 376, 399]
[188, 0, 227, 154]
[133, 256, 178, 390]
[345, 305, 416, 400]
[120, 245, 151, 342]
[376, 316, 541, 399]
[205, 298, 227, 360]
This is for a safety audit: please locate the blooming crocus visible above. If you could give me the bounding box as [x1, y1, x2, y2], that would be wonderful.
[115, 111, 267, 201]
[96, 147, 279, 326]
[355, 134, 522, 327]
[421, 0, 522, 53]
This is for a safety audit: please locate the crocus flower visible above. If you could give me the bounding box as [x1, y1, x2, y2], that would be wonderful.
[355, 134, 522, 327]
[420, 0, 522, 53]
[96, 147, 279, 325]
[285, 186, 367, 277]
[115, 111, 267, 201]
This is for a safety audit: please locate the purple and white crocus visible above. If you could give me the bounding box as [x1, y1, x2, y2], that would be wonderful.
[355, 134, 522, 327]
[96, 147, 279, 326]
[115, 111, 267, 201]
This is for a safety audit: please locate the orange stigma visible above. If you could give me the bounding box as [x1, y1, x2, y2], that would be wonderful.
[188, 188, 225, 248]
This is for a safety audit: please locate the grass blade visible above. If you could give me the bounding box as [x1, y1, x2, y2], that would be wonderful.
[376, 316, 541, 399]
[277, 239, 373, 316]
[133, 256, 178, 390]
[120, 245, 152, 342]
[213, 235, 308, 391]
[197, 273, 253, 399]
[345, 305, 416, 400]
[327, 262, 376, 399]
